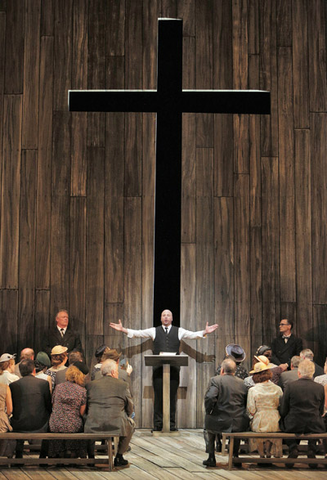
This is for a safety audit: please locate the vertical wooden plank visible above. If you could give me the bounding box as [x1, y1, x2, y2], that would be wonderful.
[143, 0, 160, 90]
[0, 12, 6, 173]
[87, 0, 106, 147]
[276, 0, 292, 47]
[178, 0, 195, 37]
[36, 36, 53, 289]
[161, 0, 177, 18]
[311, 114, 327, 303]
[261, 158, 280, 341]
[278, 47, 296, 304]
[71, 0, 88, 196]
[195, 148, 215, 427]
[107, 0, 125, 56]
[295, 129, 312, 342]
[248, 0, 259, 55]
[18, 150, 36, 352]
[124, 197, 142, 425]
[259, 0, 278, 156]
[234, 174, 250, 336]
[51, 194, 70, 313]
[86, 147, 104, 335]
[308, 0, 327, 112]
[53, 0, 72, 111]
[125, 0, 143, 89]
[70, 197, 86, 349]
[195, 0, 213, 147]
[179, 243, 196, 428]
[233, 0, 249, 174]
[0, 290, 18, 354]
[0, 96, 22, 288]
[125, 113, 143, 197]
[4, 0, 24, 94]
[105, 114, 124, 304]
[214, 197, 234, 348]
[52, 111, 70, 195]
[22, 0, 40, 149]
[35, 290, 50, 354]
[40, 0, 54, 36]
[292, 0, 309, 129]
[182, 114, 196, 243]
[141, 112, 156, 428]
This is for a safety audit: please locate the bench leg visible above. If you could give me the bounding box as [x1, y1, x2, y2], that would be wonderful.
[228, 437, 234, 470]
[108, 438, 114, 471]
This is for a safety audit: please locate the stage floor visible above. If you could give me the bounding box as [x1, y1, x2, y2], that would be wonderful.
[0, 429, 326, 479]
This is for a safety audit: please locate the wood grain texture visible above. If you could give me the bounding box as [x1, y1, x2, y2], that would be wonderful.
[22, 0, 40, 149]
[0, 95, 22, 288]
[308, 0, 327, 112]
[213, 0, 232, 88]
[4, 0, 24, 94]
[311, 114, 327, 304]
[86, 147, 105, 335]
[36, 36, 53, 289]
[276, 0, 292, 47]
[40, 0, 53, 36]
[53, 0, 72, 111]
[18, 150, 37, 351]
[292, 0, 309, 128]
[278, 47, 296, 303]
[182, 113, 196, 243]
[0, 290, 18, 354]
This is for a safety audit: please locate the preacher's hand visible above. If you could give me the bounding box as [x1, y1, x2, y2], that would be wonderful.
[204, 322, 219, 335]
[109, 319, 128, 334]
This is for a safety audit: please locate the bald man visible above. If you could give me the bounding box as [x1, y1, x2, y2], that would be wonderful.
[15, 348, 35, 378]
[110, 309, 218, 432]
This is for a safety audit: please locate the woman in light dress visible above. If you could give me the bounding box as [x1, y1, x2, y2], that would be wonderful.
[246, 356, 283, 459]
[0, 354, 19, 385]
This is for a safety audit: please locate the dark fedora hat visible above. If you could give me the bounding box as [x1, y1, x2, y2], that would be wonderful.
[225, 344, 246, 362]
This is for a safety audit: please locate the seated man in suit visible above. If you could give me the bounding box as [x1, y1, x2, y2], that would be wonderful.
[203, 358, 249, 467]
[84, 359, 134, 468]
[44, 310, 83, 357]
[10, 359, 52, 458]
[280, 359, 325, 468]
[279, 355, 301, 390]
[271, 319, 303, 369]
[300, 349, 324, 378]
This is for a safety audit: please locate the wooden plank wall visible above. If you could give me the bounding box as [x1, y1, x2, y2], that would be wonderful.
[0, 0, 326, 428]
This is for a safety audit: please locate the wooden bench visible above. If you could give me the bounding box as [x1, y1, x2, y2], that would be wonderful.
[0, 432, 120, 470]
[221, 432, 327, 470]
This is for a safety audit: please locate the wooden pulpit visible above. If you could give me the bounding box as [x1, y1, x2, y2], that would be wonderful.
[144, 354, 188, 433]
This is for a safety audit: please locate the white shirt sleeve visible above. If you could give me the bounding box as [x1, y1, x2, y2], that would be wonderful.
[126, 327, 156, 340]
[178, 327, 205, 340]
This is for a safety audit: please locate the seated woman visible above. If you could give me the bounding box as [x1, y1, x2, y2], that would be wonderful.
[0, 382, 14, 457]
[48, 365, 87, 458]
[45, 346, 68, 390]
[0, 354, 19, 385]
[247, 358, 283, 460]
[35, 351, 52, 394]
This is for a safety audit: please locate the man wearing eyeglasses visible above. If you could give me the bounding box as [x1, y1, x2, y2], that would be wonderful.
[271, 319, 303, 369]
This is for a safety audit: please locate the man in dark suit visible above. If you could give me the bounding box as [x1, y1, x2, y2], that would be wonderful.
[280, 359, 325, 468]
[85, 359, 135, 468]
[279, 355, 301, 390]
[44, 310, 83, 357]
[271, 319, 303, 368]
[203, 358, 249, 467]
[10, 359, 52, 458]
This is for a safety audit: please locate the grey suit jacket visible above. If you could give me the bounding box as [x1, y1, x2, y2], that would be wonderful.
[84, 376, 133, 435]
[204, 374, 249, 433]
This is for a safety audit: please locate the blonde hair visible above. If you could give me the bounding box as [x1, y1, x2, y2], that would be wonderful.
[298, 358, 315, 379]
[0, 359, 14, 374]
[65, 365, 85, 386]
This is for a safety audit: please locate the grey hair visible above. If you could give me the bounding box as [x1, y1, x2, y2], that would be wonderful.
[298, 358, 315, 378]
[300, 349, 314, 361]
[291, 355, 301, 368]
[101, 359, 117, 377]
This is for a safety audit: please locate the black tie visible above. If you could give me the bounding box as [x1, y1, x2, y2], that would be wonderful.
[60, 328, 65, 337]
[165, 328, 168, 334]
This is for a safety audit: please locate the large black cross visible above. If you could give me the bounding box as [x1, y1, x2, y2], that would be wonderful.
[69, 19, 270, 326]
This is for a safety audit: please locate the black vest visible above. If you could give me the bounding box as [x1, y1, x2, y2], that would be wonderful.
[153, 326, 180, 355]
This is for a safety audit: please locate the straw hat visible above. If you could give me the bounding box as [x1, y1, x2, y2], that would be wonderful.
[51, 345, 68, 355]
[250, 355, 274, 374]
[0, 353, 16, 363]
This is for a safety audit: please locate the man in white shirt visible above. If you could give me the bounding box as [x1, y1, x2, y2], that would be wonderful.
[110, 309, 218, 431]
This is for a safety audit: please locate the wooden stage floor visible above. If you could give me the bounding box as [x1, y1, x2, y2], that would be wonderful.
[0, 429, 326, 479]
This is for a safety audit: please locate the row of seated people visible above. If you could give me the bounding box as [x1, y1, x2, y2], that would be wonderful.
[0, 345, 134, 467]
[204, 355, 327, 469]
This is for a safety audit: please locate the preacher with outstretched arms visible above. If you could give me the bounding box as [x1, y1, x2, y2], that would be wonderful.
[110, 309, 218, 431]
